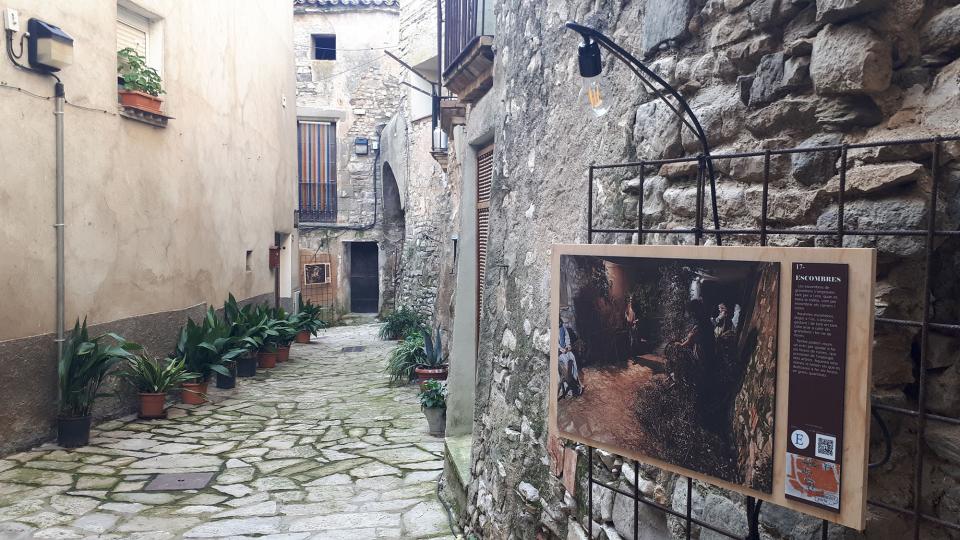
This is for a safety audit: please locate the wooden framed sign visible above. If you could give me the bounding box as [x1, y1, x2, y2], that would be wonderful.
[549, 244, 875, 530]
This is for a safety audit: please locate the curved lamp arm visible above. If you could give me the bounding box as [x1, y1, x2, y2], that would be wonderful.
[566, 21, 722, 245]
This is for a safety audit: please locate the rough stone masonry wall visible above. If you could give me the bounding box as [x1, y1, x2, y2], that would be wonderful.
[390, 0, 461, 328]
[464, 0, 960, 539]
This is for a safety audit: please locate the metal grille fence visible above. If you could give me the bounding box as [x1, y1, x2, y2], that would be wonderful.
[582, 135, 960, 540]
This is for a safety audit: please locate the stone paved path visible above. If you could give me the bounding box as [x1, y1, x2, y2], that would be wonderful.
[0, 324, 454, 539]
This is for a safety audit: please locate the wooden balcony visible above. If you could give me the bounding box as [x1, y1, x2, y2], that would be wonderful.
[443, 0, 494, 104]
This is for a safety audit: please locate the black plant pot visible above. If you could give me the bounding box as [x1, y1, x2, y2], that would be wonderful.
[57, 415, 91, 448]
[236, 354, 257, 378]
[216, 362, 237, 389]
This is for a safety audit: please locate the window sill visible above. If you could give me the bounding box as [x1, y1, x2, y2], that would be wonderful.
[118, 104, 174, 128]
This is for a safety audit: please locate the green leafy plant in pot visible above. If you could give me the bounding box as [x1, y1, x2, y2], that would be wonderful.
[414, 326, 448, 386]
[119, 355, 199, 419]
[58, 318, 141, 447]
[266, 306, 298, 363]
[386, 332, 427, 385]
[418, 379, 447, 437]
[175, 308, 243, 403]
[223, 294, 262, 377]
[378, 306, 427, 341]
[117, 47, 164, 114]
[294, 297, 328, 344]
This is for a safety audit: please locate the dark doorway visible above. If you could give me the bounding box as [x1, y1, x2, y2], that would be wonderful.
[350, 242, 379, 313]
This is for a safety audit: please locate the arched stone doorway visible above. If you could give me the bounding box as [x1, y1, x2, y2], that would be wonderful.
[381, 162, 406, 313]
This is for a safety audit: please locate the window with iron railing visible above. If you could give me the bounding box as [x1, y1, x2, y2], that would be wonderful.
[443, 0, 494, 74]
[297, 121, 338, 223]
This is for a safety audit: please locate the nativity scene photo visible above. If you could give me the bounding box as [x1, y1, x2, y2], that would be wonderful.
[555, 254, 781, 492]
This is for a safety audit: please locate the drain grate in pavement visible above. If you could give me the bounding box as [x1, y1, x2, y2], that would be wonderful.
[145, 472, 216, 491]
[341, 346, 366, 352]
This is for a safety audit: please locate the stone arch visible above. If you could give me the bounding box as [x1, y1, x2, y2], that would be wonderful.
[381, 161, 406, 312]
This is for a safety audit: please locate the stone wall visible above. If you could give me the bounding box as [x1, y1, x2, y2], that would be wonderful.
[460, 1, 960, 539]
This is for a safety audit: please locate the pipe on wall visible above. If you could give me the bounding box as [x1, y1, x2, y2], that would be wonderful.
[54, 82, 65, 363]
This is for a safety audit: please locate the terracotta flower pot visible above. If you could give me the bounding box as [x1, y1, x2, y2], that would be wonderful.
[57, 415, 91, 448]
[181, 381, 208, 405]
[295, 330, 311, 344]
[415, 366, 448, 387]
[277, 345, 290, 363]
[422, 407, 446, 437]
[118, 89, 163, 114]
[138, 393, 166, 419]
[258, 350, 278, 369]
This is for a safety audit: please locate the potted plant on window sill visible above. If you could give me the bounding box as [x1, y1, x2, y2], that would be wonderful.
[414, 326, 448, 386]
[117, 47, 165, 114]
[58, 319, 141, 447]
[418, 379, 447, 437]
[120, 355, 199, 419]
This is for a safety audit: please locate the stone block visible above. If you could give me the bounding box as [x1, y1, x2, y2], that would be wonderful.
[634, 100, 682, 160]
[823, 162, 931, 198]
[815, 96, 883, 129]
[920, 5, 960, 60]
[791, 133, 842, 185]
[816, 0, 884, 24]
[642, 0, 696, 55]
[927, 424, 960, 465]
[745, 98, 817, 137]
[748, 0, 807, 30]
[871, 327, 916, 387]
[610, 482, 668, 540]
[749, 52, 811, 107]
[725, 34, 778, 73]
[928, 364, 960, 418]
[810, 23, 892, 95]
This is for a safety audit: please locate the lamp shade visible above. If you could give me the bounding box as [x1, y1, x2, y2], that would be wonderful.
[27, 18, 73, 72]
[354, 137, 369, 155]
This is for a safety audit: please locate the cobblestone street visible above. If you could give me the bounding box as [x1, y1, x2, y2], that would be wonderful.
[0, 324, 454, 539]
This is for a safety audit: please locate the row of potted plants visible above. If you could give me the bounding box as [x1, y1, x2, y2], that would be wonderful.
[380, 308, 450, 437]
[55, 295, 328, 448]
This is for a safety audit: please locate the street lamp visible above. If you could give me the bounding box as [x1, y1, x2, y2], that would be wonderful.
[566, 21, 722, 245]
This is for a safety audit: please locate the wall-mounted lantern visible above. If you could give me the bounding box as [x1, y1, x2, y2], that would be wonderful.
[354, 137, 369, 155]
[27, 18, 74, 72]
[432, 126, 448, 153]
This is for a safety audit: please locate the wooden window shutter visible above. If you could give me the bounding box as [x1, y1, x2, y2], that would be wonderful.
[476, 145, 493, 334]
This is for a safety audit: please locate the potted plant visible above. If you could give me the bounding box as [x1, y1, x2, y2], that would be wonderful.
[268, 307, 297, 363]
[414, 326, 449, 385]
[418, 379, 447, 437]
[378, 306, 427, 341]
[223, 294, 261, 377]
[119, 355, 199, 419]
[254, 308, 283, 369]
[117, 47, 164, 114]
[386, 332, 427, 385]
[175, 309, 242, 403]
[294, 298, 327, 344]
[57, 319, 141, 447]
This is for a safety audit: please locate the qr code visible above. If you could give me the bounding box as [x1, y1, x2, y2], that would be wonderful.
[815, 434, 837, 461]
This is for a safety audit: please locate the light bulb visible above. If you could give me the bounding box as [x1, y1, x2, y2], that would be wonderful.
[579, 74, 609, 118]
[576, 36, 608, 118]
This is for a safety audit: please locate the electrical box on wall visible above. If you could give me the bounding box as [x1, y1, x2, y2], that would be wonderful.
[269, 246, 281, 270]
[3, 8, 20, 32]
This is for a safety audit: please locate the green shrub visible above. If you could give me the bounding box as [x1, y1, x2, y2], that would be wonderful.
[386, 333, 427, 384]
[379, 306, 427, 340]
[120, 355, 199, 394]
[59, 318, 141, 418]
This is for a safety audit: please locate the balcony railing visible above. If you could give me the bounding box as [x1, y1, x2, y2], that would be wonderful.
[299, 182, 337, 223]
[443, 0, 493, 74]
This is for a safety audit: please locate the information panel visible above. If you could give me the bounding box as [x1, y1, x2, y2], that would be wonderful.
[785, 262, 849, 511]
[548, 244, 876, 530]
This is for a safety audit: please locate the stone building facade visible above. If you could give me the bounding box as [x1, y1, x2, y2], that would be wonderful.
[294, 0, 404, 315]
[294, 0, 452, 320]
[436, 0, 960, 539]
